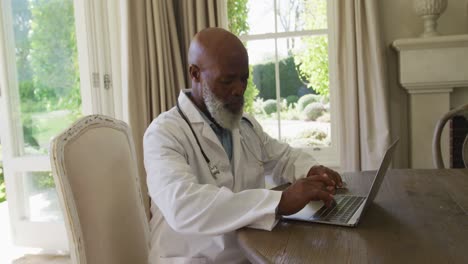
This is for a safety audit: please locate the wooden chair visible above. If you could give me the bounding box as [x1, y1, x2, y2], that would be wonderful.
[50, 115, 150, 264]
[432, 104, 468, 168]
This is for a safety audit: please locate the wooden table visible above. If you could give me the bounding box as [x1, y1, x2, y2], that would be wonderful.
[237, 169, 468, 263]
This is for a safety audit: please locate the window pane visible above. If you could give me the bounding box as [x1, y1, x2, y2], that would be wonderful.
[276, 0, 328, 32]
[19, 171, 62, 222]
[277, 35, 331, 148]
[11, 0, 82, 156]
[245, 39, 280, 139]
[246, 0, 275, 35]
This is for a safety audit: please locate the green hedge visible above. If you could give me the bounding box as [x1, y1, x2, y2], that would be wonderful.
[253, 56, 310, 100]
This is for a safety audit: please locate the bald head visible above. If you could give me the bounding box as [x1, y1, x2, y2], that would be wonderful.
[188, 27, 248, 70]
[187, 28, 249, 126]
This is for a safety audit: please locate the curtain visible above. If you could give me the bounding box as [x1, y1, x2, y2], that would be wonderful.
[121, 0, 227, 218]
[333, 0, 391, 171]
[175, 1, 228, 84]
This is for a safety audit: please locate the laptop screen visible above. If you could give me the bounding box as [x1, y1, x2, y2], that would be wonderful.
[363, 139, 399, 208]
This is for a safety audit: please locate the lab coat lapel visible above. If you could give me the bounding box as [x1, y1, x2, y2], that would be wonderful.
[199, 122, 226, 156]
[231, 127, 241, 178]
[177, 90, 226, 159]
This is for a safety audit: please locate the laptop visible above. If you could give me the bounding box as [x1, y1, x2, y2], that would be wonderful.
[283, 139, 399, 227]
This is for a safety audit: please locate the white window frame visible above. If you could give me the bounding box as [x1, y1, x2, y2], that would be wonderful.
[0, 0, 122, 250]
[238, 0, 340, 167]
[75, 0, 123, 118]
[0, 0, 70, 250]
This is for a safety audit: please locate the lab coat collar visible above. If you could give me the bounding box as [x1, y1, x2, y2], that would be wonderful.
[177, 89, 205, 124]
[178, 90, 230, 161]
[177, 89, 242, 183]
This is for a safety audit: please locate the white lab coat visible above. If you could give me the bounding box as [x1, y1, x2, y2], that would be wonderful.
[144, 90, 317, 264]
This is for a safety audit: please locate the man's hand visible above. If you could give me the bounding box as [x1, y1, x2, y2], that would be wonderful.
[307, 165, 343, 189]
[277, 175, 336, 216]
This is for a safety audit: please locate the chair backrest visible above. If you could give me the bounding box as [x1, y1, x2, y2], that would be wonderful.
[50, 115, 150, 264]
[433, 104, 468, 168]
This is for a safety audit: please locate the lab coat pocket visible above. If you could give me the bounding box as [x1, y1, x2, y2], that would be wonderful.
[158, 256, 207, 264]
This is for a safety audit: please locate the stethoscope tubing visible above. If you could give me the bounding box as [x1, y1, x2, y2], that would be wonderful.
[176, 99, 264, 178]
[176, 100, 212, 165]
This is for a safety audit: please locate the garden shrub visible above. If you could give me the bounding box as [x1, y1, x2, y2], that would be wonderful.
[0, 164, 5, 203]
[286, 95, 299, 106]
[299, 128, 328, 141]
[303, 102, 325, 121]
[263, 99, 277, 115]
[253, 97, 265, 114]
[317, 112, 330, 123]
[243, 66, 259, 114]
[321, 95, 330, 105]
[297, 94, 321, 111]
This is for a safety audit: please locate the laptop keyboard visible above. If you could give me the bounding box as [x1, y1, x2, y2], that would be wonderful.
[311, 196, 365, 223]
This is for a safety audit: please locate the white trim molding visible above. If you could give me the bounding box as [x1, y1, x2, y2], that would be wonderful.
[393, 34, 468, 168]
[393, 34, 468, 50]
[393, 35, 468, 93]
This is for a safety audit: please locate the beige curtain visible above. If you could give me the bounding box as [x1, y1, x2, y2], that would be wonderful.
[175, 0, 228, 84]
[334, 0, 391, 171]
[122, 0, 227, 218]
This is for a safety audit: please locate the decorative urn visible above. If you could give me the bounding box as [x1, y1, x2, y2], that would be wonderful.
[413, 0, 448, 37]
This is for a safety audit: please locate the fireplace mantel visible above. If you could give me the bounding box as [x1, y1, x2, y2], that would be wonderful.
[393, 34, 468, 168]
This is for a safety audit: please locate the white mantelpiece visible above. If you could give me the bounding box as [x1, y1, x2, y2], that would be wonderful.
[393, 34, 468, 168]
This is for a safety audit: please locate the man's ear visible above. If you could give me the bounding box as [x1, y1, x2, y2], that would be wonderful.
[189, 64, 201, 82]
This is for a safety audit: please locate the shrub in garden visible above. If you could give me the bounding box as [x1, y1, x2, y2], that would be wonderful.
[317, 112, 330, 123]
[263, 99, 277, 114]
[302, 102, 325, 121]
[253, 97, 265, 114]
[297, 94, 321, 111]
[0, 164, 5, 203]
[280, 98, 287, 110]
[321, 95, 330, 105]
[299, 128, 328, 141]
[286, 95, 299, 106]
[282, 103, 300, 120]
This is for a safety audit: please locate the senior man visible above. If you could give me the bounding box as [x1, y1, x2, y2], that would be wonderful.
[143, 27, 342, 263]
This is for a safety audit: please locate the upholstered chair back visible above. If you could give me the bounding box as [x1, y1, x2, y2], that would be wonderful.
[50, 115, 149, 264]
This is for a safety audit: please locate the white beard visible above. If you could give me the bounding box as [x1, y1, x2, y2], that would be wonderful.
[202, 82, 243, 131]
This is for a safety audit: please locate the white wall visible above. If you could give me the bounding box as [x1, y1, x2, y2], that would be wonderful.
[379, 0, 468, 168]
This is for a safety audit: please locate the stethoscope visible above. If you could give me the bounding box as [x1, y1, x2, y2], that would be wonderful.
[177, 100, 221, 178]
[176, 100, 264, 179]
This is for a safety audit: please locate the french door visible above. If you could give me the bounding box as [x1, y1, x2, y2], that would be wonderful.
[0, 0, 120, 250]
